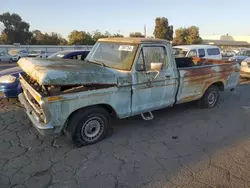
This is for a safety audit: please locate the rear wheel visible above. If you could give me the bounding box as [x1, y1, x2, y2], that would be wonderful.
[67, 106, 110, 147]
[9, 58, 13, 63]
[197, 85, 220, 108]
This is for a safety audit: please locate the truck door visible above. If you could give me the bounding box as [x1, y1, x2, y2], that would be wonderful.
[131, 44, 177, 115]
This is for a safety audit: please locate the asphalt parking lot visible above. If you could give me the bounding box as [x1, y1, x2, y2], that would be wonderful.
[1, 63, 250, 188]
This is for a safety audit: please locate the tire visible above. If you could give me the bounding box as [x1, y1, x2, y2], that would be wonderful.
[197, 85, 220, 108]
[67, 106, 110, 147]
[9, 58, 13, 63]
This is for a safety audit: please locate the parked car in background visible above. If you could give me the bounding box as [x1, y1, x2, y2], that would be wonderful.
[0, 51, 13, 63]
[0, 50, 90, 98]
[28, 50, 48, 58]
[240, 57, 250, 79]
[173, 45, 222, 60]
[221, 50, 235, 58]
[8, 49, 29, 61]
[229, 49, 250, 64]
[48, 50, 89, 60]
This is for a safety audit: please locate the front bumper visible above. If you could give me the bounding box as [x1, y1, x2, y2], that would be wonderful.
[18, 93, 54, 136]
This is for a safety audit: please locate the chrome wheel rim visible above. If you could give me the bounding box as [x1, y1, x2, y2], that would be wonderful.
[81, 117, 104, 142]
[208, 91, 217, 107]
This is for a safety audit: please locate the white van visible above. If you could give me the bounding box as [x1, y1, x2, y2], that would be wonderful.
[173, 45, 222, 60]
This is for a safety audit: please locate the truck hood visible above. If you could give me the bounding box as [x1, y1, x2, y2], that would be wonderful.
[17, 58, 118, 86]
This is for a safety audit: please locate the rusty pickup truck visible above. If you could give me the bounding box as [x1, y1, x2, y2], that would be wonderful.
[17, 38, 240, 147]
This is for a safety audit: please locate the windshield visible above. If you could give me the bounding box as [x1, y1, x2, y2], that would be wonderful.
[8, 50, 18, 56]
[173, 48, 189, 57]
[86, 42, 138, 70]
[48, 51, 70, 59]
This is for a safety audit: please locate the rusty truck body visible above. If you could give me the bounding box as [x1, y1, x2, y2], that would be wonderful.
[17, 37, 240, 147]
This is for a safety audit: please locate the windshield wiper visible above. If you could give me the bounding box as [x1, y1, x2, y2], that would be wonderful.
[86, 59, 106, 67]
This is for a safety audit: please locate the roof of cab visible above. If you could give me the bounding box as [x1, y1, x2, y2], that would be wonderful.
[173, 44, 220, 50]
[98, 37, 169, 44]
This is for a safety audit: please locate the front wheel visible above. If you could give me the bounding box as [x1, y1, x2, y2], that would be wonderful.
[197, 85, 220, 108]
[67, 106, 110, 147]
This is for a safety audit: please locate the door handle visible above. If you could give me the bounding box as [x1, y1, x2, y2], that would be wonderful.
[165, 75, 171, 78]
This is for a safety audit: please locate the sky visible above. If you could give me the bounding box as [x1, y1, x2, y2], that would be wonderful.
[1, 0, 250, 39]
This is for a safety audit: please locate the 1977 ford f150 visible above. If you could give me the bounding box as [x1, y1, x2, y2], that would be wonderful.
[17, 38, 240, 147]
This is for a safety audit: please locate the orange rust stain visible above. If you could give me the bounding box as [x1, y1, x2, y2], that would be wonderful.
[192, 57, 236, 65]
[184, 67, 213, 77]
[180, 95, 201, 103]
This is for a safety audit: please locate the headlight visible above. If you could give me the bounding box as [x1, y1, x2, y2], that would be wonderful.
[0, 75, 16, 83]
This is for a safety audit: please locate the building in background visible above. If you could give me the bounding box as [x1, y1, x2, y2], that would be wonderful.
[202, 34, 250, 49]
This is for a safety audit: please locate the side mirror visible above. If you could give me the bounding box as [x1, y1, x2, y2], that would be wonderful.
[150, 62, 163, 71]
[199, 54, 205, 58]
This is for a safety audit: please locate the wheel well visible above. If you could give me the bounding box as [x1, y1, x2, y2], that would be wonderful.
[64, 104, 117, 130]
[211, 82, 224, 91]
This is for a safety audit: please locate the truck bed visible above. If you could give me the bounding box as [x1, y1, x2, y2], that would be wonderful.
[175, 57, 240, 104]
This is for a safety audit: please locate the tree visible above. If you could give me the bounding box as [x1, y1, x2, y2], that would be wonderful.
[0, 32, 8, 44]
[30, 30, 44, 44]
[172, 27, 188, 45]
[30, 30, 68, 45]
[111, 33, 124, 37]
[153, 17, 173, 41]
[68, 30, 94, 45]
[186, 26, 202, 44]
[92, 30, 110, 41]
[173, 26, 202, 45]
[129, 32, 144, 38]
[0, 12, 32, 44]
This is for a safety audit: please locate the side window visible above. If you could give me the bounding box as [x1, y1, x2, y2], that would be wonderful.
[207, 48, 220, 55]
[198, 49, 205, 57]
[137, 46, 167, 71]
[187, 49, 197, 57]
[136, 51, 145, 71]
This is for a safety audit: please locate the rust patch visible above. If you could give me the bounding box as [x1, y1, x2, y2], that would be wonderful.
[192, 57, 235, 65]
[183, 67, 213, 77]
[179, 95, 201, 103]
